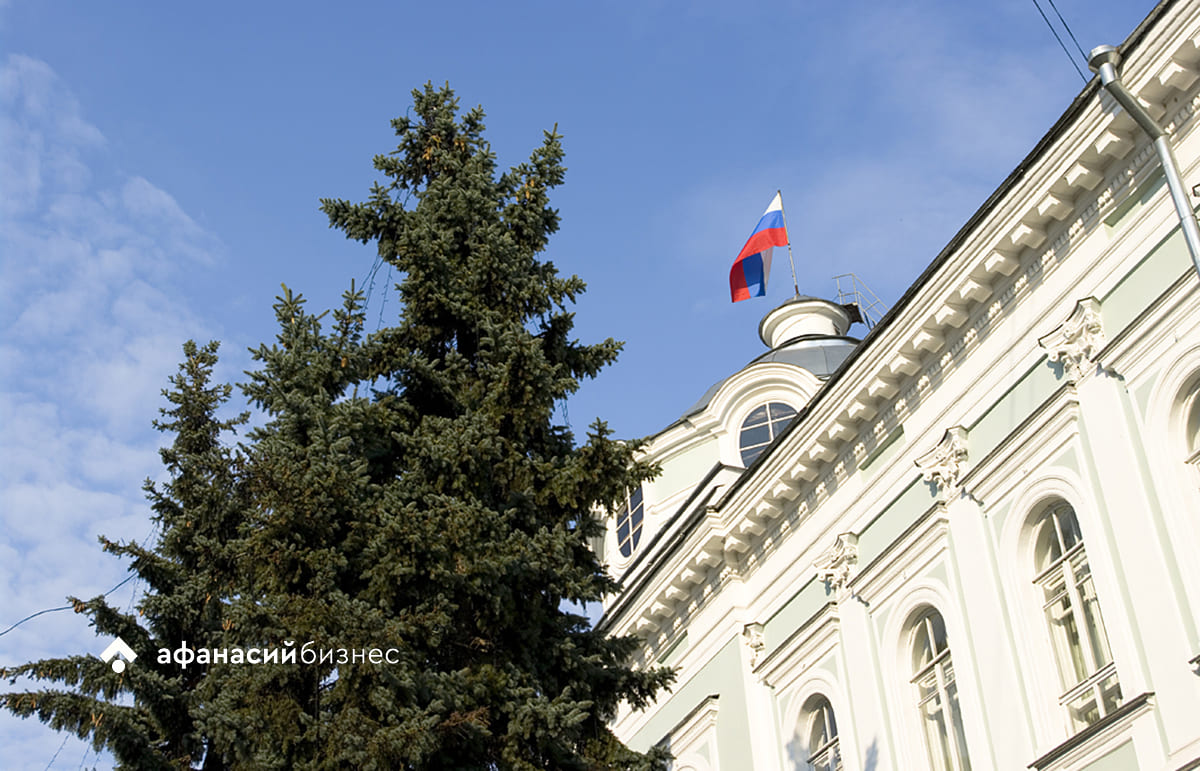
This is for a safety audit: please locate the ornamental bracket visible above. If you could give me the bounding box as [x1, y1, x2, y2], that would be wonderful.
[814, 532, 860, 597]
[742, 622, 765, 668]
[1038, 297, 1105, 382]
[915, 426, 969, 501]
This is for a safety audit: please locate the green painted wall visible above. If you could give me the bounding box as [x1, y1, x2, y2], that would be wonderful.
[1101, 225, 1190, 337]
[628, 637, 750, 759]
[658, 632, 689, 667]
[988, 500, 1013, 539]
[857, 479, 935, 569]
[1104, 170, 1165, 234]
[968, 359, 1061, 461]
[860, 426, 906, 478]
[1133, 375, 1156, 420]
[1078, 740, 1138, 771]
[1056, 446, 1080, 477]
[765, 577, 828, 654]
[650, 439, 721, 504]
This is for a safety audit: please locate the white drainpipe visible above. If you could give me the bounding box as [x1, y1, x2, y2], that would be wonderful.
[1089, 44, 1200, 279]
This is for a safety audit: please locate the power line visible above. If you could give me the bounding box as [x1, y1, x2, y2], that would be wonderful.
[1030, 0, 1088, 84]
[0, 575, 136, 639]
[1046, 0, 1088, 61]
[376, 264, 392, 331]
[43, 734, 69, 770]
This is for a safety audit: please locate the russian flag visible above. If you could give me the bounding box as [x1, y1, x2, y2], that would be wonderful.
[730, 192, 788, 303]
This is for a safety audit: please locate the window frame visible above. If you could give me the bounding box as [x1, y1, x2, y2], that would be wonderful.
[802, 694, 843, 771]
[614, 485, 645, 559]
[1031, 500, 1122, 730]
[908, 608, 972, 771]
[1185, 386, 1200, 468]
[738, 400, 797, 467]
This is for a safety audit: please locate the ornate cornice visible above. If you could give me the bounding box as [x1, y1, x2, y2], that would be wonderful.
[606, 20, 1200, 650]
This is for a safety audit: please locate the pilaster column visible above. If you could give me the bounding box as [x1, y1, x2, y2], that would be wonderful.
[1042, 297, 1200, 752]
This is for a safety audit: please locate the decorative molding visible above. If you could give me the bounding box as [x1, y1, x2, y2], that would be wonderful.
[756, 601, 841, 686]
[813, 533, 860, 596]
[742, 622, 765, 668]
[664, 694, 720, 770]
[1038, 297, 1105, 381]
[1029, 692, 1153, 770]
[914, 426, 969, 500]
[606, 38, 1200, 647]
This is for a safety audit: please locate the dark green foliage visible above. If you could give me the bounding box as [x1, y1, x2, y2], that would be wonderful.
[3, 341, 249, 769]
[3, 83, 672, 769]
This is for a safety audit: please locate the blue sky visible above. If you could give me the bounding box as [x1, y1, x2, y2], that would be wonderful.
[0, 0, 1158, 766]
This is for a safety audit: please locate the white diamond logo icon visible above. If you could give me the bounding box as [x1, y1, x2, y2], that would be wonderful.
[99, 638, 137, 673]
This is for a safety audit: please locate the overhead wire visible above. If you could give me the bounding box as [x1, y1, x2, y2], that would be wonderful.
[43, 734, 69, 770]
[1029, 0, 1088, 83]
[1046, 0, 1089, 61]
[0, 575, 136, 639]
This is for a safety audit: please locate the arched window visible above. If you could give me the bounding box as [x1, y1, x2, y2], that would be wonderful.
[739, 401, 797, 466]
[910, 609, 971, 771]
[1185, 388, 1200, 468]
[615, 485, 644, 559]
[802, 695, 842, 771]
[1033, 501, 1121, 729]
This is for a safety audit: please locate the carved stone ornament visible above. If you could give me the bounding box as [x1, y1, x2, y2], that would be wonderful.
[1037, 297, 1105, 381]
[914, 426, 969, 500]
[813, 532, 859, 594]
[742, 622, 765, 667]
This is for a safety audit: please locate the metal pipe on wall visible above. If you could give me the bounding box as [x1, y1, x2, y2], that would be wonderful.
[1089, 44, 1200, 280]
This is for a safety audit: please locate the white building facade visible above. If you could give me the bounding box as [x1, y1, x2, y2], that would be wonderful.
[598, 2, 1200, 769]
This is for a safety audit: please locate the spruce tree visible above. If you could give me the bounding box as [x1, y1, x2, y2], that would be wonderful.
[343, 82, 674, 768]
[2, 341, 248, 769]
[206, 285, 381, 769]
[3, 83, 673, 769]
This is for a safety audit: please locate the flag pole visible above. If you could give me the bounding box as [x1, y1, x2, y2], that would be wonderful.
[777, 189, 800, 297]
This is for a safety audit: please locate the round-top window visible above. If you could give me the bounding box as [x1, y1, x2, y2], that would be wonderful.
[739, 401, 797, 466]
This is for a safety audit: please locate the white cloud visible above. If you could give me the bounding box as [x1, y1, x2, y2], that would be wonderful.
[0, 55, 103, 219]
[0, 53, 222, 770]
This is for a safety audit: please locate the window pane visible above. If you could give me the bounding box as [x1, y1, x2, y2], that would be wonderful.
[916, 668, 939, 703]
[920, 688, 953, 771]
[929, 613, 948, 655]
[1043, 590, 1087, 686]
[946, 677, 971, 771]
[740, 424, 772, 449]
[769, 402, 797, 421]
[1076, 572, 1113, 669]
[1066, 684, 1100, 729]
[744, 404, 768, 426]
[809, 716, 830, 752]
[913, 610, 969, 771]
[1098, 672, 1122, 717]
[810, 743, 841, 771]
[1056, 506, 1082, 552]
[914, 628, 934, 671]
[1035, 518, 1062, 571]
[1186, 390, 1199, 454]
